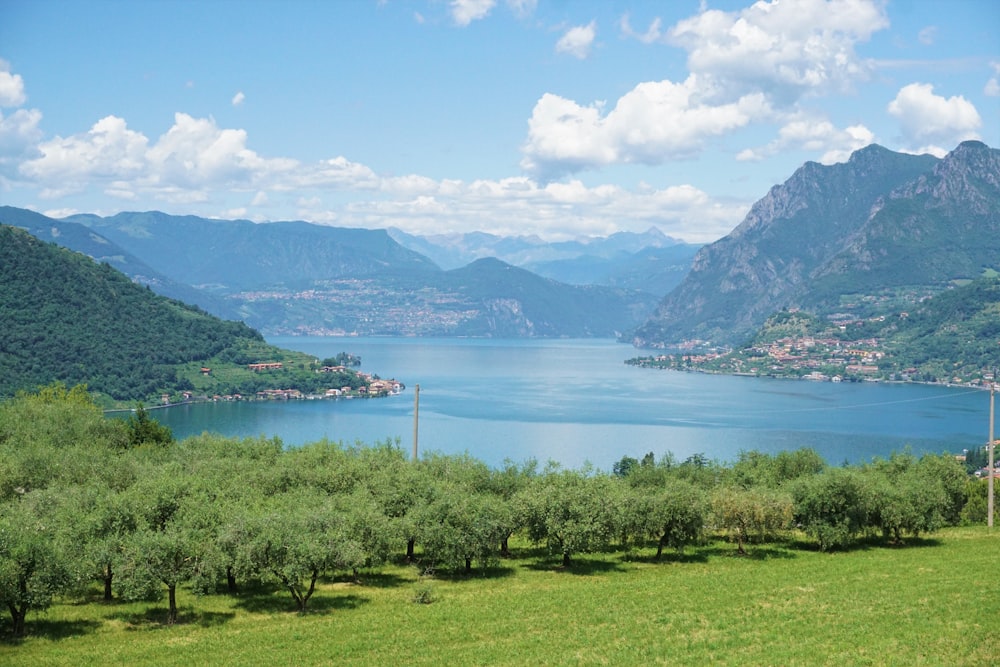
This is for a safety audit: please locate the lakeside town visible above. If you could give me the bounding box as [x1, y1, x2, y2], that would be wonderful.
[156, 361, 404, 407]
[627, 329, 998, 390]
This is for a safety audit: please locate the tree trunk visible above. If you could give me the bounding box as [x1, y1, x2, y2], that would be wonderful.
[465, 557, 472, 573]
[166, 584, 178, 624]
[226, 565, 237, 594]
[301, 570, 318, 612]
[7, 602, 26, 638]
[103, 562, 113, 601]
[406, 538, 415, 562]
[500, 535, 510, 558]
[656, 534, 666, 560]
[562, 551, 571, 567]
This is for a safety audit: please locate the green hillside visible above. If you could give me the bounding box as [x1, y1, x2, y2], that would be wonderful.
[0, 225, 371, 404]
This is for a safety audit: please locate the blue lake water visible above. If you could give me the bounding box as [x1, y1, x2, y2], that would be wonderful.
[154, 337, 990, 470]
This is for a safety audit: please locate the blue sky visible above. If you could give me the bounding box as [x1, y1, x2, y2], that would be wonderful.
[0, 0, 997, 243]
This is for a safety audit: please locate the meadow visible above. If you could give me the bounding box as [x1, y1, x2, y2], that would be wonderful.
[3, 528, 997, 666]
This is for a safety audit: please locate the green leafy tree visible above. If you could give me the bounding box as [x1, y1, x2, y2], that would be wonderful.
[711, 486, 793, 554]
[792, 468, 873, 551]
[415, 487, 509, 573]
[125, 404, 174, 448]
[0, 492, 74, 637]
[519, 470, 616, 567]
[646, 479, 708, 559]
[233, 489, 370, 612]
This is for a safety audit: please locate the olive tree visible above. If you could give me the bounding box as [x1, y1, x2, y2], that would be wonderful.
[414, 486, 509, 573]
[0, 492, 75, 637]
[647, 479, 708, 558]
[792, 468, 873, 551]
[519, 469, 616, 567]
[711, 486, 793, 554]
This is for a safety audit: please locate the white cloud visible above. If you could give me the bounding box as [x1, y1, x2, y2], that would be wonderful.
[521, 0, 889, 177]
[8, 103, 746, 242]
[668, 0, 887, 103]
[620, 13, 662, 44]
[232, 91, 245, 106]
[887, 82, 981, 151]
[20, 115, 148, 196]
[555, 21, 597, 60]
[521, 79, 769, 178]
[0, 59, 27, 107]
[336, 173, 747, 242]
[737, 115, 874, 164]
[0, 108, 43, 157]
[18, 112, 381, 202]
[450, 0, 495, 26]
[985, 62, 1000, 97]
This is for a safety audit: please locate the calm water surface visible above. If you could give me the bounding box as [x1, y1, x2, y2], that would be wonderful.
[155, 337, 989, 470]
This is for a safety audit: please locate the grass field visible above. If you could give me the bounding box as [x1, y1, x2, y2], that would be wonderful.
[3, 528, 998, 666]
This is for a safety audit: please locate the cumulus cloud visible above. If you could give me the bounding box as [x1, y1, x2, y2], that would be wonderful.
[555, 21, 597, 59]
[232, 91, 245, 106]
[0, 59, 27, 107]
[887, 82, 981, 153]
[521, 0, 888, 177]
[737, 115, 874, 164]
[17, 112, 381, 202]
[333, 173, 746, 242]
[450, 0, 495, 26]
[668, 0, 887, 103]
[0, 108, 43, 158]
[521, 79, 769, 178]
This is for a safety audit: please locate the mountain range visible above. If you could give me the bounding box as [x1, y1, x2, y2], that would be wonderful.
[632, 140, 1000, 348]
[0, 207, 667, 338]
[4, 140, 997, 349]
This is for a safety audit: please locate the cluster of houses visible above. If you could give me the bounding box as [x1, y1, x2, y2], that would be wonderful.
[159, 361, 403, 405]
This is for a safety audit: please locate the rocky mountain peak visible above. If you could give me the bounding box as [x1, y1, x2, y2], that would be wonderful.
[631, 141, 990, 348]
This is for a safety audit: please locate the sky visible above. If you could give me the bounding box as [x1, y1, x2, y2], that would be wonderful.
[0, 0, 997, 243]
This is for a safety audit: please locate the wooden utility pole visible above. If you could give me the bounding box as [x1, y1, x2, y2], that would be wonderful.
[989, 379, 995, 529]
[412, 384, 420, 463]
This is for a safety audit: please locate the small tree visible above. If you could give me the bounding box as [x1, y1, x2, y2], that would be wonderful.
[647, 479, 708, 559]
[415, 487, 508, 573]
[0, 492, 74, 637]
[233, 489, 371, 612]
[519, 470, 615, 567]
[711, 486, 792, 554]
[125, 404, 174, 448]
[792, 468, 873, 551]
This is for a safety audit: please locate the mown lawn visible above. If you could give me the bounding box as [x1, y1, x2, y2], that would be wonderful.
[3, 528, 998, 666]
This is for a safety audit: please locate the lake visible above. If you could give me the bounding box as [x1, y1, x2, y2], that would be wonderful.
[154, 337, 989, 470]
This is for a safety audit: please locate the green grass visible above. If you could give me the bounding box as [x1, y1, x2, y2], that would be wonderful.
[4, 529, 999, 666]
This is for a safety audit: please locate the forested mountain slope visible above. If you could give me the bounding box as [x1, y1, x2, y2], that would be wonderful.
[0, 206, 240, 319]
[0, 226, 369, 403]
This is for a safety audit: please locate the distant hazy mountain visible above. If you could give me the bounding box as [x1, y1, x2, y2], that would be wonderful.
[387, 226, 698, 297]
[523, 244, 701, 296]
[631, 141, 999, 347]
[64, 211, 440, 291]
[5, 208, 657, 338]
